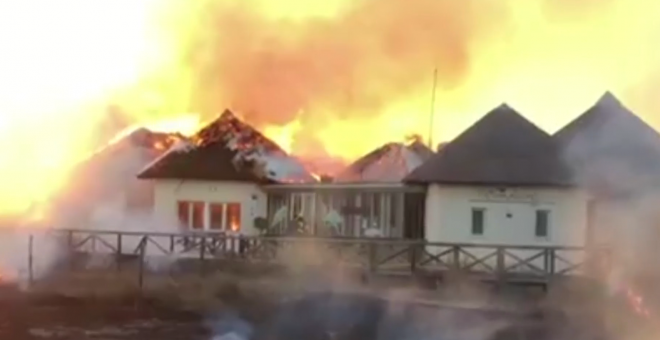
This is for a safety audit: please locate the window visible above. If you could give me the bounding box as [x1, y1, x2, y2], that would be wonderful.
[471, 208, 485, 235]
[209, 203, 225, 230]
[177, 201, 241, 231]
[177, 201, 190, 227]
[177, 201, 205, 230]
[535, 210, 550, 238]
[208, 203, 242, 231]
[227, 203, 241, 232]
[289, 194, 304, 219]
[190, 202, 205, 230]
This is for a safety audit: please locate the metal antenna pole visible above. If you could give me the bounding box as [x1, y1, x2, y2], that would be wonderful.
[428, 68, 438, 149]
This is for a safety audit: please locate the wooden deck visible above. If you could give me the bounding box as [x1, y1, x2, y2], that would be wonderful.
[23, 229, 611, 288]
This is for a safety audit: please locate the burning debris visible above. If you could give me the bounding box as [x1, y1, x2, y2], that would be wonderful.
[140, 110, 317, 183]
[334, 136, 434, 183]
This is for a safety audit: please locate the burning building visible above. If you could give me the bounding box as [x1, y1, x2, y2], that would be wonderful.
[259, 138, 433, 238]
[137, 109, 317, 234]
[135, 109, 431, 238]
[333, 138, 433, 183]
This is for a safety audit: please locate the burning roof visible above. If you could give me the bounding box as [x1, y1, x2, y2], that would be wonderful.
[139, 110, 317, 183]
[334, 138, 434, 183]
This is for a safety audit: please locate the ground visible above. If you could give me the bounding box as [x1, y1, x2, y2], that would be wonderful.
[0, 294, 205, 340]
[0, 264, 640, 340]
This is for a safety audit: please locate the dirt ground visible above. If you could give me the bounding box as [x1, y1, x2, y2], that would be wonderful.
[0, 294, 206, 340]
[0, 266, 634, 340]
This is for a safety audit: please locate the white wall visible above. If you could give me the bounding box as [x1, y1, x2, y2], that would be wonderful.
[70, 180, 266, 259]
[153, 179, 267, 236]
[424, 185, 589, 275]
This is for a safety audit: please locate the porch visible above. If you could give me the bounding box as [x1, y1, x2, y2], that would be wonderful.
[263, 183, 426, 239]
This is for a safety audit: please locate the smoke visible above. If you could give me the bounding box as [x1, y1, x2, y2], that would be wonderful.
[171, 0, 509, 151]
[204, 290, 562, 340]
[556, 94, 660, 333]
[106, 0, 660, 163]
[39, 127, 185, 271]
[0, 228, 63, 287]
[184, 0, 507, 119]
[559, 97, 660, 271]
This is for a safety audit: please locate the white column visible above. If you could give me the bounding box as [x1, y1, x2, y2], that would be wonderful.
[203, 203, 210, 231]
[310, 193, 317, 234]
[221, 204, 227, 231]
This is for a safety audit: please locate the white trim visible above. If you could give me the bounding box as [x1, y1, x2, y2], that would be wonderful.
[262, 182, 425, 192]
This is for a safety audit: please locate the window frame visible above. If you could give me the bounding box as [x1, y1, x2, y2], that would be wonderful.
[176, 201, 242, 232]
[471, 208, 485, 236]
[535, 209, 550, 239]
[209, 203, 226, 231]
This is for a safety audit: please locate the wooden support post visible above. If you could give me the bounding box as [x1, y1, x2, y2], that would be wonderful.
[116, 233, 122, 271]
[28, 234, 34, 288]
[170, 235, 175, 252]
[367, 241, 377, 274]
[496, 247, 505, 289]
[549, 249, 556, 275]
[452, 245, 460, 271]
[409, 243, 418, 274]
[67, 230, 74, 271]
[137, 236, 146, 292]
[199, 236, 207, 276]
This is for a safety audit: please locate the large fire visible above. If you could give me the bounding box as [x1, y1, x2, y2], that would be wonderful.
[1, 0, 660, 215]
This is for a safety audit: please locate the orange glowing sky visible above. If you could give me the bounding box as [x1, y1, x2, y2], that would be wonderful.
[1, 0, 660, 215]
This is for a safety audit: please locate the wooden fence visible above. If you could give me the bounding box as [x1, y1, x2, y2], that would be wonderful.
[18, 229, 611, 288]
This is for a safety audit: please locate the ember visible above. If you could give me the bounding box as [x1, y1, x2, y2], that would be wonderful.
[624, 286, 652, 319]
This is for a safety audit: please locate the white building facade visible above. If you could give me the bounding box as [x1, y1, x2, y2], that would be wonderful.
[405, 104, 587, 274]
[152, 180, 267, 236]
[424, 185, 588, 248]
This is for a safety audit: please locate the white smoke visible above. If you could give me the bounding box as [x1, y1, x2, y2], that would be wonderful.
[0, 227, 64, 287]
[82, 203, 183, 271]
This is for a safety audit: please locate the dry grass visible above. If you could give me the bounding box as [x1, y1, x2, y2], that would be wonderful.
[23, 257, 611, 319]
[26, 266, 289, 315]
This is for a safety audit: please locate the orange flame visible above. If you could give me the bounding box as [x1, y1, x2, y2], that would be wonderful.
[625, 287, 652, 318]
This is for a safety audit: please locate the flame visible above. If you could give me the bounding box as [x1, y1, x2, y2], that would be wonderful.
[0, 0, 176, 215]
[127, 0, 660, 165]
[109, 114, 203, 145]
[262, 120, 303, 154]
[2, 0, 660, 216]
[625, 287, 651, 318]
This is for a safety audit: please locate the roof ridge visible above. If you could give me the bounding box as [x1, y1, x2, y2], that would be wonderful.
[405, 103, 573, 186]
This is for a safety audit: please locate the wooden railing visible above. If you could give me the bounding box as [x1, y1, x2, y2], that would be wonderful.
[24, 229, 609, 286]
